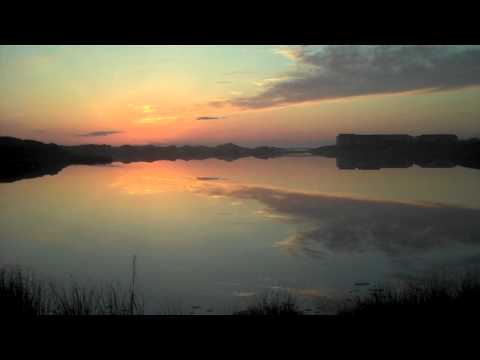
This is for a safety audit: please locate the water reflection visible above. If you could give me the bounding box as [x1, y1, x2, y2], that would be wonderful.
[81, 160, 480, 279]
[194, 183, 480, 260]
[336, 150, 471, 170]
[2, 157, 480, 310]
[102, 160, 480, 265]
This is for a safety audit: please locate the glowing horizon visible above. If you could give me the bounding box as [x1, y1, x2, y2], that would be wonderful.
[1, 45, 480, 147]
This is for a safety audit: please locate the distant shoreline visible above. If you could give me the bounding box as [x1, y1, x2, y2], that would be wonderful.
[1, 134, 479, 182]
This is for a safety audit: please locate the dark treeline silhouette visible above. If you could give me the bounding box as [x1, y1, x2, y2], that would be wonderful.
[2, 134, 479, 182]
[312, 134, 480, 170]
[64, 142, 287, 163]
[0, 136, 288, 182]
[0, 137, 112, 182]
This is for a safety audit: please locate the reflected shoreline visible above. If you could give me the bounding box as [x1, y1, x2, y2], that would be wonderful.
[335, 151, 479, 170]
[3, 152, 478, 184]
[2, 134, 479, 183]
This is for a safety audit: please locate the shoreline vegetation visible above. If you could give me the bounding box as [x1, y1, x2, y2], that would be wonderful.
[2, 263, 480, 316]
[0, 258, 144, 316]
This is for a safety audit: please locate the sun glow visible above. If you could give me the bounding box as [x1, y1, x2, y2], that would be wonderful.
[1, 45, 480, 147]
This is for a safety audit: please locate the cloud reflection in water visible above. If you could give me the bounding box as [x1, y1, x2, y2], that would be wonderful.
[108, 167, 480, 264]
[195, 183, 480, 260]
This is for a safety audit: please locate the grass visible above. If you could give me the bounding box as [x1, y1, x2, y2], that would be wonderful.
[0, 266, 51, 316]
[233, 291, 302, 315]
[48, 281, 143, 315]
[3, 262, 480, 316]
[338, 271, 480, 317]
[0, 257, 143, 316]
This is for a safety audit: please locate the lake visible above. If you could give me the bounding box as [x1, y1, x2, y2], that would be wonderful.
[1, 156, 480, 314]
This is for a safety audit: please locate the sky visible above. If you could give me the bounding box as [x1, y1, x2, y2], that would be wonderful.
[1, 45, 480, 147]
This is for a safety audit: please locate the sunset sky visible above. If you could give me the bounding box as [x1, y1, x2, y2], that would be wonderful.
[1, 45, 480, 147]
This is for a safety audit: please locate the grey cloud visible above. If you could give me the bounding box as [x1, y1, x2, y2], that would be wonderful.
[225, 45, 480, 109]
[197, 116, 226, 120]
[195, 183, 480, 260]
[77, 131, 122, 137]
[197, 177, 222, 181]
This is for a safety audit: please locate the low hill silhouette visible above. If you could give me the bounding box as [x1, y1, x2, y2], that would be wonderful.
[0, 137, 112, 182]
[0, 136, 287, 182]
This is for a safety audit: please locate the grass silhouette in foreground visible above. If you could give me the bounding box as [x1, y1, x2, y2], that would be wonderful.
[233, 291, 302, 316]
[0, 266, 50, 315]
[338, 272, 480, 317]
[2, 264, 480, 316]
[0, 258, 143, 316]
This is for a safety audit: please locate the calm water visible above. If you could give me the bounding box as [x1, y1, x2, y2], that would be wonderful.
[1, 156, 480, 314]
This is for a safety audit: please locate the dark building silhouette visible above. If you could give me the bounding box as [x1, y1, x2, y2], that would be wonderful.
[337, 134, 413, 148]
[334, 133, 478, 170]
